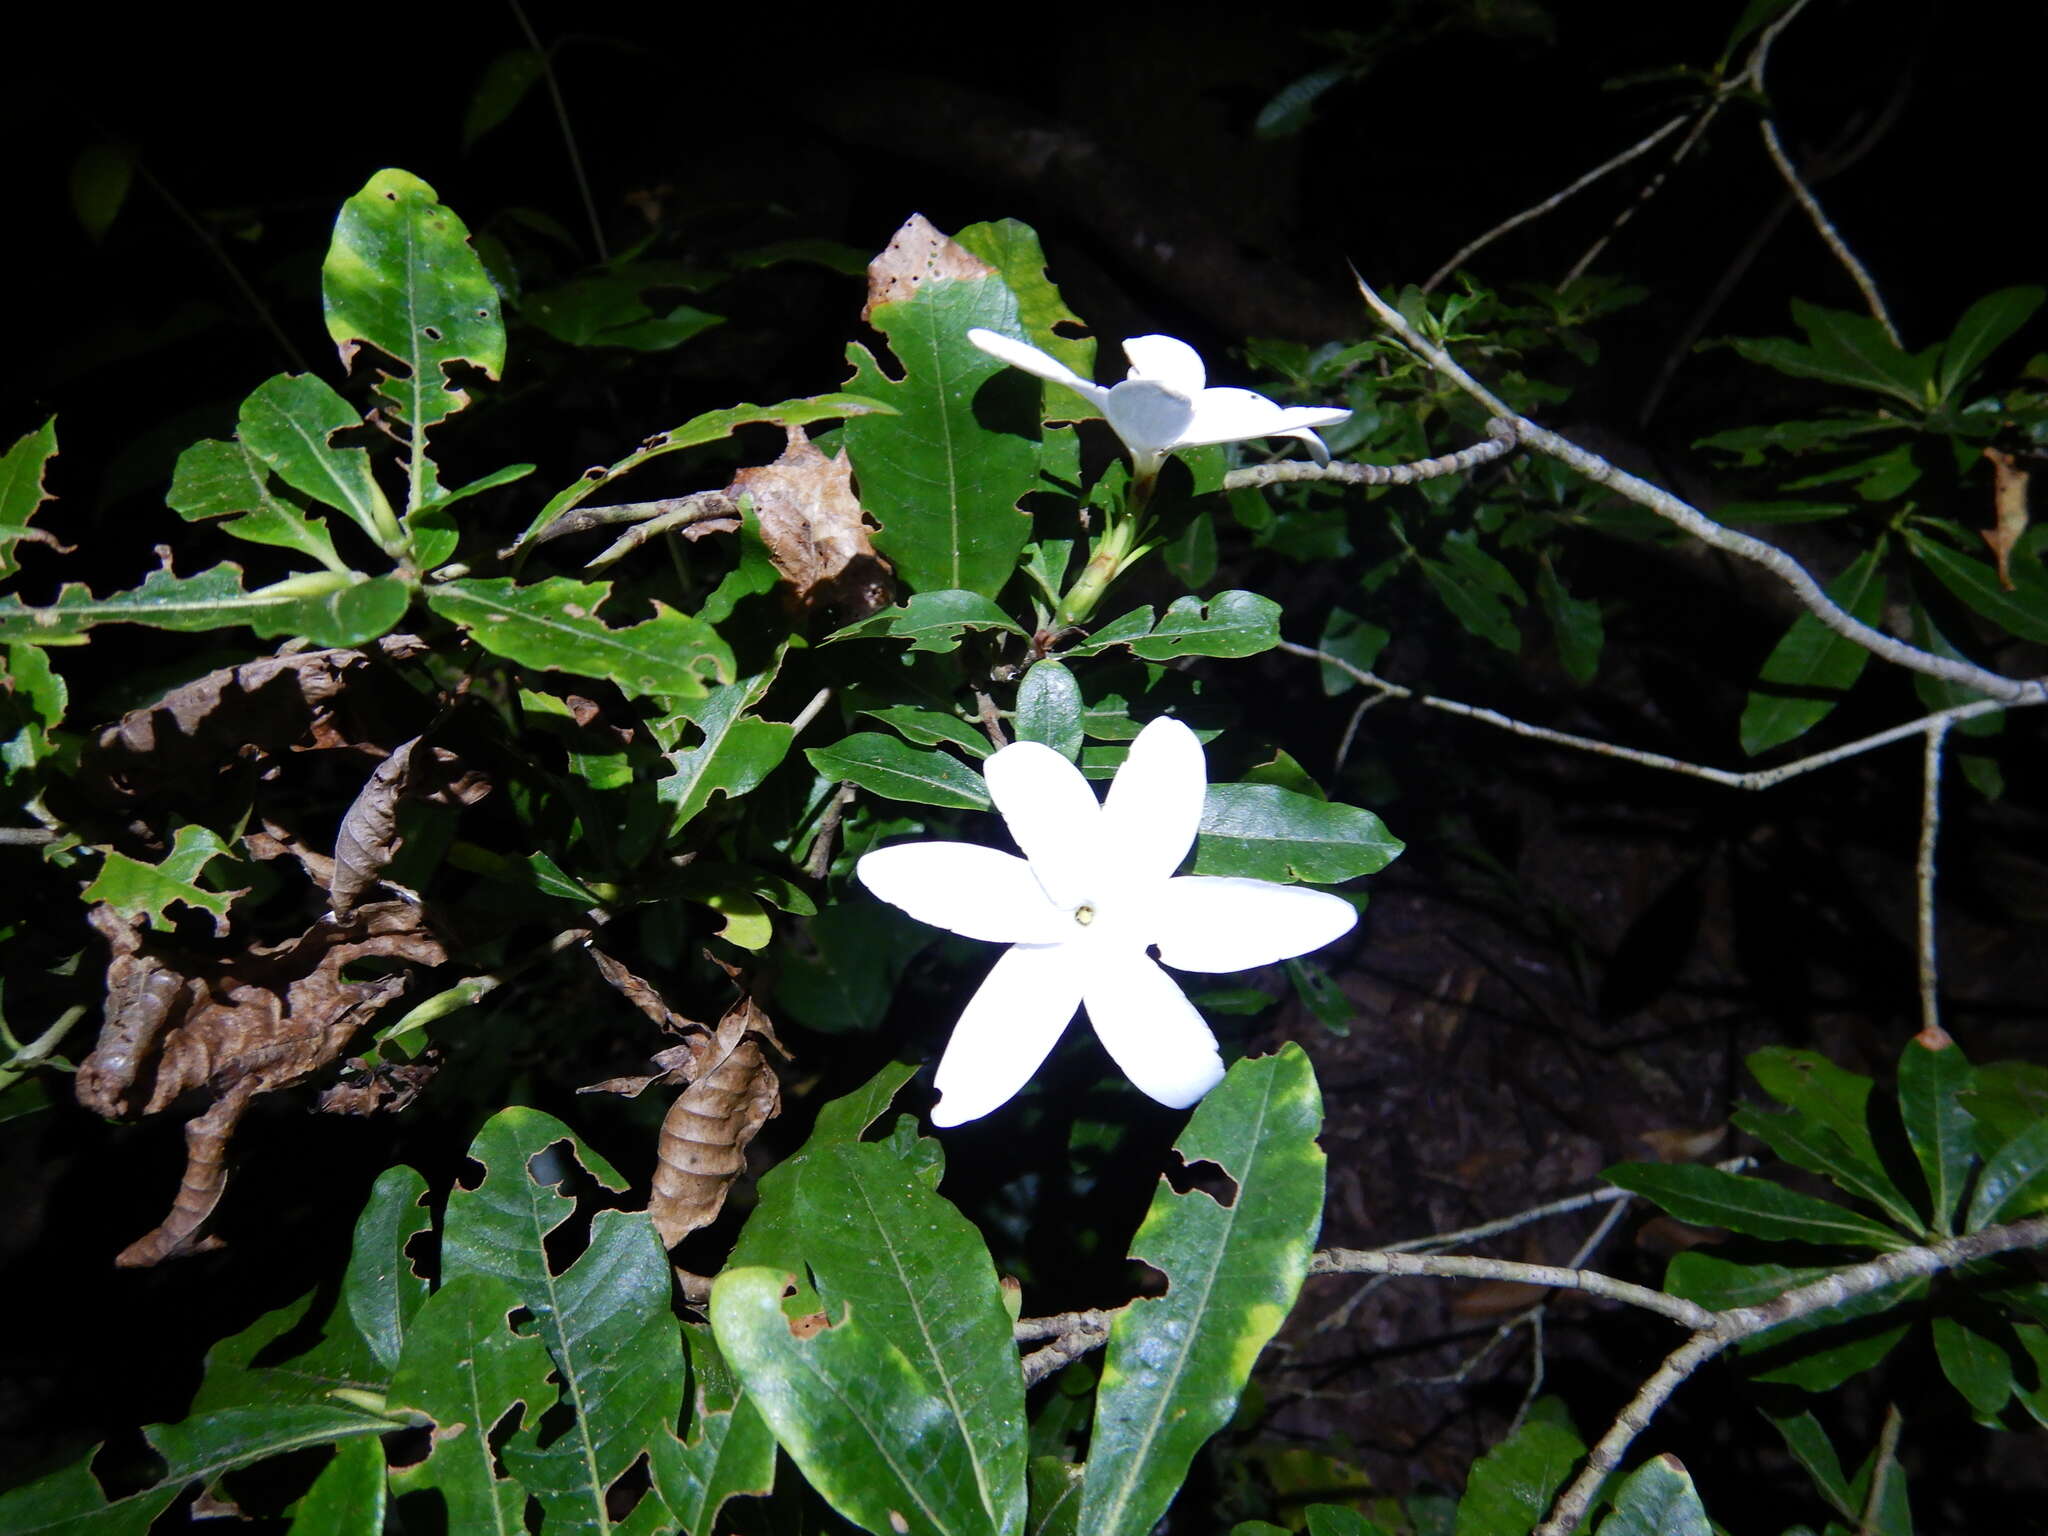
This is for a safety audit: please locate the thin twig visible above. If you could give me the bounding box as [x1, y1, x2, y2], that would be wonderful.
[0, 827, 58, 846]
[1423, 115, 1692, 293]
[1560, 101, 1728, 289]
[1345, 271, 2048, 707]
[1311, 1248, 1712, 1328]
[586, 495, 741, 568]
[787, 687, 834, 742]
[1221, 420, 1520, 491]
[1022, 1326, 1111, 1386]
[801, 783, 856, 881]
[1856, 1403, 1905, 1536]
[1015, 1306, 1122, 1342]
[526, 492, 737, 550]
[1535, 1214, 2048, 1536]
[508, 0, 608, 263]
[1916, 717, 1952, 1036]
[135, 163, 308, 373]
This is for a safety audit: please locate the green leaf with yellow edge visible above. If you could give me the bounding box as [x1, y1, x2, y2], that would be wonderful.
[654, 666, 794, 833]
[84, 824, 243, 934]
[1078, 1047, 1325, 1536]
[286, 1435, 387, 1535]
[653, 1324, 777, 1536]
[168, 438, 347, 572]
[807, 733, 991, 810]
[388, 1274, 558, 1536]
[428, 576, 733, 700]
[1739, 542, 1887, 756]
[0, 416, 60, 583]
[238, 373, 401, 555]
[1603, 1162, 1906, 1250]
[1897, 1027, 1977, 1234]
[842, 230, 1040, 596]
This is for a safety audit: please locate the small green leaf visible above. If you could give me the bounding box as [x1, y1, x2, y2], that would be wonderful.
[860, 705, 993, 758]
[1595, 1455, 1710, 1536]
[0, 417, 61, 582]
[1728, 1104, 1919, 1232]
[1739, 543, 1887, 755]
[1966, 1116, 2048, 1229]
[1536, 559, 1602, 685]
[1196, 783, 1404, 884]
[1027, 1458, 1085, 1536]
[1748, 1048, 1882, 1165]
[806, 733, 990, 810]
[427, 576, 735, 700]
[1908, 529, 2048, 645]
[1078, 1048, 1325, 1536]
[463, 49, 545, 147]
[0, 562, 407, 647]
[84, 824, 243, 934]
[287, 1436, 387, 1535]
[829, 591, 1029, 654]
[69, 143, 134, 241]
[1452, 1412, 1584, 1536]
[237, 373, 401, 554]
[1897, 1027, 1976, 1234]
[1602, 1162, 1906, 1249]
[1936, 286, 2045, 405]
[1316, 607, 1389, 696]
[2, 641, 67, 779]
[1419, 555, 1520, 653]
[1931, 1313, 2014, 1418]
[653, 1324, 777, 1536]
[342, 1166, 431, 1375]
[653, 667, 794, 833]
[1129, 591, 1282, 660]
[168, 438, 347, 572]
[1017, 661, 1084, 761]
[1765, 1410, 1855, 1518]
[526, 266, 723, 352]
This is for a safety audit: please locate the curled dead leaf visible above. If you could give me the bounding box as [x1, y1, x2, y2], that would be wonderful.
[329, 737, 490, 916]
[730, 425, 893, 623]
[649, 993, 783, 1247]
[862, 212, 995, 322]
[318, 1054, 439, 1115]
[1981, 447, 2031, 590]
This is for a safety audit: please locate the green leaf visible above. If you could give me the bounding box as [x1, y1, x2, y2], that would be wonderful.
[1931, 1313, 2014, 1417]
[168, 438, 347, 571]
[1196, 783, 1404, 884]
[1059, 606, 1157, 659]
[1907, 529, 2048, 645]
[1286, 958, 1354, 1035]
[1936, 286, 2045, 405]
[1316, 607, 1389, 696]
[287, 1435, 387, 1535]
[464, 49, 544, 146]
[1765, 1409, 1856, 1518]
[1732, 303, 1931, 411]
[860, 705, 993, 758]
[237, 373, 401, 555]
[0, 562, 410, 648]
[1078, 1047, 1325, 1536]
[1966, 1116, 2048, 1229]
[653, 667, 794, 832]
[83, 824, 242, 934]
[1017, 661, 1083, 761]
[527, 267, 723, 352]
[69, 143, 134, 241]
[843, 244, 1039, 596]
[829, 590, 1028, 654]
[777, 900, 935, 1035]
[1664, 1252, 1923, 1390]
[428, 576, 734, 700]
[807, 733, 990, 810]
[1748, 1048, 1882, 1166]
[1536, 559, 1602, 685]
[0, 417, 61, 582]
[322, 168, 505, 512]
[1595, 1455, 1709, 1536]
[389, 1274, 558, 1536]
[0, 1456, 178, 1534]
[144, 1401, 397, 1508]
[953, 220, 1094, 381]
[1729, 1104, 1918, 1232]
[1027, 1458, 1085, 1536]
[187, 1288, 387, 1417]
[1420, 554, 1521, 653]
[2, 641, 67, 779]
[1602, 1163, 1906, 1249]
[343, 1166, 432, 1375]
[1305, 1508, 1394, 1536]
[1129, 591, 1282, 661]
[654, 1323, 777, 1536]
[439, 1108, 684, 1535]
[1739, 543, 1887, 755]
[1897, 1027, 1976, 1234]
[1452, 1413, 1584, 1536]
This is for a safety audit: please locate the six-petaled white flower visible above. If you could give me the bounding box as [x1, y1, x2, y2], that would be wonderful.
[967, 329, 1351, 488]
[856, 716, 1358, 1126]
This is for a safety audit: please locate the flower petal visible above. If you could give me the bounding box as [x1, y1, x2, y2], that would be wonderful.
[1151, 875, 1359, 972]
[984, 739, 1104, 905]
[1102, 379, 1196, 464]
[967, 329, 1107, 409]
[857, 843, 1069, 944]
[1103, 715, 1207, 881]
[1122, 334, 1207, 393]
[1080, 947, 1225, 1109]
[1171, 388, 1342, 452]
[931, 942, 1082, 1126]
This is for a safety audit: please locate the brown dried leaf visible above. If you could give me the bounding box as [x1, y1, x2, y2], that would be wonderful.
[1635, 1123, 1727, 1163]
[648, 994, 783, 1248]
[330, 738, 490, 916]
[318, 1054, 439, 1115]
[862, 212, 996, 322]
[1447, 1278, 1548, 1322]
[579, 1043, 698, 1100]
[730, 426, 893, 621]
[1981, 448, 2031, 590]
[589, 946, 700, 1032]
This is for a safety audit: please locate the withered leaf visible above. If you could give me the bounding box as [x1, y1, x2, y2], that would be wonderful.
[589, 946, 700, 1033]
[318, 1053, 439, 1115]
[330, 737, 490, 916]
[579, 1043, 698, 1100]
[648, 993, 784, 1248]
[1981, 447, 2031, 590]
[730, 425, 893, 622]
[862, 212, 996, 322]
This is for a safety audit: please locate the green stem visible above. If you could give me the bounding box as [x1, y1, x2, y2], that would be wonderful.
[1055, 515, 1141, 629]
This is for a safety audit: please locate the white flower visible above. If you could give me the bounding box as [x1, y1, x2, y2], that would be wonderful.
[967, 329, 1351, 485]
[856, 717, 1357, 1126]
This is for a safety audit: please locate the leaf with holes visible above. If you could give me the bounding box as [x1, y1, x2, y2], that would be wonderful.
[238, 373, 402, 555]
[0, 417, 62, 582]
[1078, 1047, 1325, 1536]
[439, 1108, 687, 1535]
[829, 590, 1029, 654]
[84, 824, 244, 935]
[343, 1166, 432, 1375]
[652, 665, 794, 834]
[0, 562, 410, 648]
[428, 576, 734, 701]
[652, 1324, 777, 1536]
[168, 438, 347, 571]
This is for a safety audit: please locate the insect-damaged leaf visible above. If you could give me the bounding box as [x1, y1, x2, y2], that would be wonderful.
[237, 373, 402, 555]
[1078, 1047, 1325, 1536]
[0, 560, 411, 649]
[842, 215, 1040, 597]
[653, 665, 795, 834]
[652, 1324, 777, 1535]
[169, 437, 347, 572]
[733, 424, 894, 621]
[0, 416, 67, 582]
[84, 824, 246, 936]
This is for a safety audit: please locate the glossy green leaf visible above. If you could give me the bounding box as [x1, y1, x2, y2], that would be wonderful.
[777, 900, 935, 1034]
[830, 590, 1029, 653]
[1451, 1412, 1583, 1536]
[1196, 783, 1404, 884]
[1966, 1117, 2048, 1229]
[1, 640, 66, 779]
[0, 1456, 178, 1534]
[1908, 529, 2048, 644]
[143, 1400, 397, 1511]
[1936, 286, 2044, 405]
[654, 667, 794, 832]
[843, 248, 1039, 596]
[652, 1323, 777, 1536]
[861, 705, 993, 757]
[1059, 606, 1157, 659]
[1078, 1047, 1325, 1536]
[238, 373, 401, 554]
[1017, 661, 1083, 761]
[388, 1274, 558, 1536]
[0, 417, 59, 583]
[1603, 1162, 1905, 1249]
[428, 576, 734, 700]
[807, 733, 991, 810]
[0, 562, 410, 648]
[1931, 1313, 2013, 1417]
[1765, 1409, 1855, 1518]
[1739, 543, 1887, 755]
[1129, 591, 1283, 660]
[1596, 1455, 1709, 1536]
[1729, 1104, 1918, 1232]
[440, 1108, 684, 1535]
[953, 220, 1094, 382]
[187, 1287, 386, 1417]
[83, 824, 241, 934]
[1748, 1048, 1882, 1165]
[167, 438, 347, 571]
[1897, 1028, 1976, 1234]
[287, 1435, 386, 1535]
[1420, 554, 1520, 653]
[343, 1165, 432, 1375]
[1026, 1459, 1085, 1536]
